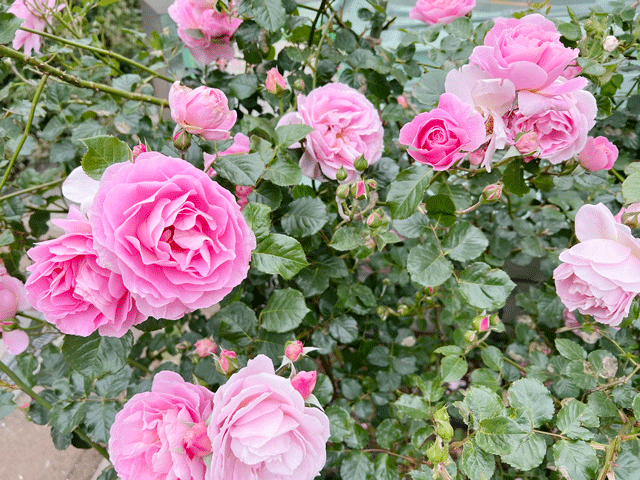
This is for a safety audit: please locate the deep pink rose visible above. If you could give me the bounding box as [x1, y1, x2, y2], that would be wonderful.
[169, 82, 237, 141]
[399, 93, 485, 170]
[25, 207, 144, 337]
[108, 370, 214, 480]
[469, 14, 580, 91]
[290, 371, 317, 400]
[168, 0, 242, 64]
[203, 133, 250, 178]
[554, 203, 640, 327]
[7, 0, 63, 55]
[206, 355, 330, 480]
[578, 136, 618, 171]
[87, 153, 256, 320]
[409, 0, 475, 25]
[278, 82, 384, 182]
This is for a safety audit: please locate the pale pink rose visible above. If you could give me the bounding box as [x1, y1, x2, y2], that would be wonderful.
[2, 329, 29, 355]
[277, 83, 384, 182]
[203, 133, 251, 178]
[469, 14, 580, 91]
[603, 35, 619, 52]
[291, 371, 317, 399]
[7, 0, 63, 56]
[168, 0, 242, 64]
[169, 82, 237, 141]
[409, 0, 475, 25]
[399, 93, 485, 170]
[507, 89, 596, 164]
[206, 355, 330, 480]
[87, 153, 256, 321]
[108, 370, 215, 480]
[285, 340, 303, 362]
[578, 136, 618, 171]
[554, 203, 640, 327]
[0, 263, 30, 355]
[265, 68, 287, 94]
[195, 338, 217, 357]
[25, 206, 145, 337]
[515, 131, 539, 155]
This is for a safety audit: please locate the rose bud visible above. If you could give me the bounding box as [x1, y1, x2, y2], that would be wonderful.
[285, 340, 304, 362]
[481, 184, 502, 203]
[131, 143, 147, 162]
[182, 422, 212, 459]
[291, 370, 317, 399]
[194, 338, 217, 358]
[216, 349, 238, 375]
[265, 67, 287, 95]
[603, 35, 619, 52]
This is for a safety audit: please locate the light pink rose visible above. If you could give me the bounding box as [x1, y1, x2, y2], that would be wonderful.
[469, 14, 580, 91]
[399, 93, 485, 170]
[554, 203, 640, 327]
[206, 355, 330, 480]
[169, 82, 237, 141]
[409, 0, 475, 25]
[25, 206, 145, 337]
[195, 338, 217, 357]
[203, 133, 250, 178]
[0, 264, 30, 355]
[265, 68, 287, 95]
[108, 370, 215, 480]
[1, 329, 29, 355]
[578, 136, 618, 171]
[278, 82, 384, 182]
[168, 0, 242, 64]
[7, 0, 63, 55]
[285, 340, 303, 362]
[87, 153, 256, 321]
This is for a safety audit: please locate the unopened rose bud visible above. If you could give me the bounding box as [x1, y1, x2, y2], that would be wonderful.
[515, 131, 539, 155]
[397, 304, 410, 316]
[285, 340, 304, 362]
[463, 330, 476, 343]
[377, 305, 390, 320]
[173, 129, 191, 151]
[622, 211, 640, 229]
[482, 184, 502, 203]
[472, 315, 490, 332]
[366, 179, 377, 191]
[293, 78, 305, 91]
[131, 143, 146, 162]
[216, 58, 228, 71]
[603, 35, 619, 52]
[336, 166, 348, 182]
[352, 180, 367, 199]
[433, 406, 449, 423]
[490, 314, 500, 327]
[367, 212, 383, 229]
[182, 422, 212, 459]
[194, 338, 217, 358]
[291, 370, 317, 399]
[265, 67, 287, 95]
[436, 421, 454, 442]
[336, 184, 350, 199]
[354, 155, 368, 172]
[397, 95, 408, 109]
[427, 438, 448, 464]
[216, 349, 238, 375]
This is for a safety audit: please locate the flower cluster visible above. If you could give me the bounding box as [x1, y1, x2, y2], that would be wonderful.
[109, 355, 329, 480]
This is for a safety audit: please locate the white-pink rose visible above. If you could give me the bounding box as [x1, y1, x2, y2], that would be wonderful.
[25, 206, 145, 337]
[206, 355, 330, 480]
[578, 136, 618, 171]
[87, 152, 256, 320]
[7, 0, 63, 55]
[278, 82, 384, 182]
[409, 0, 475, 25]
[169, 82, 237, 142]
[108, 370, 215, 480]
[554, 203, 640, 327]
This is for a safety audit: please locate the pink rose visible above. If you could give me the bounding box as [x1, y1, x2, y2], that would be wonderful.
[554, 203, 640, 327]
[168, 0, 242, 64]
[108, 370, 214, 480]
[25, 207, 145, 337]
[169, 82, 237, 142]
[195, 338, 217, 357]
[291, 371, 317, 399]
[203, 133, 250, 178]
[87, 153, 256, 320]
[399, 93, 485, 170]
[469, 14, 580, 91]
[265, 68, 287, 95]
[278, 82, 384, 182]
[285, 340, 304, 362]
[0, 264, 30, 355]
[409, 0, 475, 25]
[215, 349, 238, 375]
[206, 355, 330, 480]
[578, 136, 618, 171]
[7, 0, 63, 55]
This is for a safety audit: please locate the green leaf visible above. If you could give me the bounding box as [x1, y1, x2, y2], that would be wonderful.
[501, 433, 546, 471]
[376, 419, 403, 449]
[465, 387, 505, 424]
[275, 124, 313, 148]
[461, 440, 495, 480]
[622, 170, 640, 203]
[215, 152, 264, 186]
[62, 332, 133, 378]
[341, 452, 374, 480]
[95, 367, 132, 398]
[229, 74, 259, 99]
[296, 265, 330, 297]
[589, 391, 619, 418]
[557, 400, 599, 441]
[243, 0, 286, 31]
[242, 202, 271, 240]
[0, 230, 15, 247]
[49, 402, 85, 437]
[407, 243, 453, 288]
[441, 356, 467, 383]
[375, 454, 399, 480]
[480, 346, 504, 372]
[0, 391, 15, 419]
[458, 262, 516, 310]
[260, 288, 309, 333]
[329, 315, 359, 343]
[553, 440, 598, 480]
[555, 338, 586, 361]
[84, 401, 118, 444]
[387, 165, 433, 219]
[394, 394, 431, 420]
[79, 136, 131, 180]
[262, 155, 302, 186]
[218, 302, 258, 345]
[337, 284, 376, 315]
[503, 159, 530, 197]
[252, 233, 308, 279]
[413, 70, 447, 108]
[476, 416, 528, 455]
[0, 13, 22, 44]
[281, 197, 328, 237]
[614, 440, 640, 480]
[558, 22, 582, 41]
[424, 194, 456, 227]
[508, 378, 554, 428]
[443, 222, 488, 262]
[330, 226, 364, 251]
[327, 405, 353, 442]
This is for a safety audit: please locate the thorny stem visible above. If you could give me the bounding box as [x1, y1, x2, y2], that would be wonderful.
[610, 168, 625, 183]
[308, 0, 329, 46]
[596, 422, 632, 480]
[0, 178, 64, 203]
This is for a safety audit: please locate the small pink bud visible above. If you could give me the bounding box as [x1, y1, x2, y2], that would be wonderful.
[235, 185, 253, 197]
[291, 370, 317, 399]
[478, 316, 490, 332]
[354, 180, 367, 199]
[468, 147, 486, 166]
[563, 309, 580, 328]
[182, 422, 212, 459]
[265, 67, 287, 95]
[293, 78, 305, 91]
[131, 143, 146, 162]
[285, 340, 304, 362]
[614, 207, 626, 223]
[366, 179, 377, 190]
[194, 338, 217, 358]
[428, 287, 435, 295]
[515, 131, 539, 155]
[603, 35, 619, 52]
[216, 349, 238, 375]
[367, 212, 383, 229]
[482, 184, 502, 203]
[173, 129, 191, 151]
[397, 95, 408, 108]
[216, 58, 228, 71]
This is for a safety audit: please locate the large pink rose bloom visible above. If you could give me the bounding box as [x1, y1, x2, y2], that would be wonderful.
[169, 82, 237, 142]
[410, 0, 475, 25]
[25, 206, 145, 337]
[87, 153, 256, 320]
[278, 82, 384, 182]
[399, 93, 485, 170]
[469, 14, 580, 92]
[554, 203, 640, 327]
[168, 0, 242, 64]
[7, 0, 63, 56]
[206, 355, 330, 480]
[109, 370, 215, 480]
